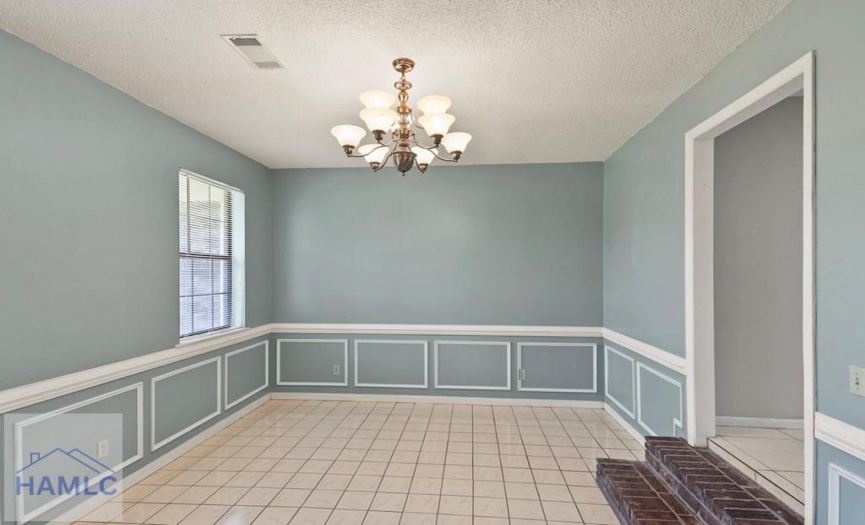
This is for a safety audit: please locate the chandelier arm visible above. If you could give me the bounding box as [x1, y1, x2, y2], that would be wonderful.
[377, 133, 396, 146]
[407, 137, 456, 162]
[346, 143, 389, 159]
[410, 136, 438, 150]
[372, 147, 396, 172]
[429, 149, 458, 163]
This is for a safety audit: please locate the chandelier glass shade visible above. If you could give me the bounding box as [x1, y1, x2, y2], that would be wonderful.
[331, 57, 472, 175]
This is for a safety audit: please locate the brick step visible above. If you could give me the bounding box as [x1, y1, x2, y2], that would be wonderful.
[644, 437, 803, 525]
[597, 459, 701, 524]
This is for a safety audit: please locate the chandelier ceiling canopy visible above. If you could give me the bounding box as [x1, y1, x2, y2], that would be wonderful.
[331, 57, 471, 175]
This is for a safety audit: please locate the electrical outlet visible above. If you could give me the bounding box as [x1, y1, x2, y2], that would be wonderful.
[333, 364, 340, 375]
[97, 439, 109, 459]
[518, 369, 526, 381]
[850, 366, 865, 397]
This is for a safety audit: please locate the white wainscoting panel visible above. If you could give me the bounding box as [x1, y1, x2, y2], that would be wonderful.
[828, 462, 865, 525]
[151, 357, 222, 452]
[636, 362, 684, 437]
[353, 340, 429, 389]
[516, 342, 597, 393]
[276, 339, 349, 387]
[433, 341, 511, 391]
[224, 340, 269, 410]
[604, 346, 636, 418]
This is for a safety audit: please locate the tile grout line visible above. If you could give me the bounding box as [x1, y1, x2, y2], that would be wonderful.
[105, 399, 639, 525]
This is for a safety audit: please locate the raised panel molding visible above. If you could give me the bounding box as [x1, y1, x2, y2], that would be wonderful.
[604, 345, 636, 418]
[224, 340, 269, 410]
[433, 341, 511, 391]
[828, 462, 865, 525]
[516, 342, 598, 393]
[354, 339, 429, 389]
[276, 338, 349, 386]
[151, 357, 222, 452]
[636, 362, 684, 437]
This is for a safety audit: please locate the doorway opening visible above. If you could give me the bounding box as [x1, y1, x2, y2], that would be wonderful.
[710, 94, 805, 515]
[684, 52, 815, 523]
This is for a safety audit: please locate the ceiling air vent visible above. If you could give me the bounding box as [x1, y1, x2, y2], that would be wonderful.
[222, 34, 283, 70]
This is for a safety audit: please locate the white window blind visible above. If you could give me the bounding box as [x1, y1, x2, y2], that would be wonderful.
[179, 171, 238, 338]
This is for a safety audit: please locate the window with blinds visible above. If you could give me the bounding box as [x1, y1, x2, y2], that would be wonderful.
[179, 171, 240, 338]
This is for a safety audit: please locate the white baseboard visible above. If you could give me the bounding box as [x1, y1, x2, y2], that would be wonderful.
[50, 394, 271, 525]
[717, 416, 804, 430]
[271, 392, 604, 408]
[604, 403, 645, 445]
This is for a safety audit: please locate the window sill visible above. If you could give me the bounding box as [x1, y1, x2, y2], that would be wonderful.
[176, 326, 248, 348]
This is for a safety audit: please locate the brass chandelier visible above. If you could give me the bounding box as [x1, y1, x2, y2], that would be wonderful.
[331, 57, 472, 175]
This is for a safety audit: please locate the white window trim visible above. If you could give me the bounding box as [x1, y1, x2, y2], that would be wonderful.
[178, 169, 246, 343]
[175, 326, 250, 347]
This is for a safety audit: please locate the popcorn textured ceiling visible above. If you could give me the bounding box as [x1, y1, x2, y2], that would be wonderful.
[0, 0, 789, 168]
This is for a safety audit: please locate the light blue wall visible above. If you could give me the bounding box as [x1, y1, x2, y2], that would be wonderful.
[603, 0, 865, 521]
[605, 0, 865, 423]
[604, 147, 684, 355]
[0, 30, 273, 390]
[271, 163, 604, 326]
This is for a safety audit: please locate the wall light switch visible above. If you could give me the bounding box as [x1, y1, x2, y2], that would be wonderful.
[333, 365, 340, 375]
[850, 366, 865, 397]
[97, 439, 109, 459]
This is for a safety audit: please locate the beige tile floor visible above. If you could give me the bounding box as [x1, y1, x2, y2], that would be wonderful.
[76, 400, 646, 525]
[709, 426, 805, 514]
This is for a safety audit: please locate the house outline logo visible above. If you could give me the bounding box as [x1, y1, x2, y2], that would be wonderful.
[16, 448, 119, 498]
